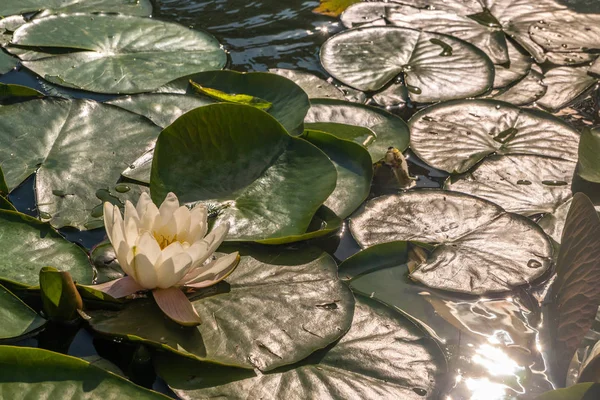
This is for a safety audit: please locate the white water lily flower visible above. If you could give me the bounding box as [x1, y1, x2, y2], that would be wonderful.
[92, 192, 239, 326]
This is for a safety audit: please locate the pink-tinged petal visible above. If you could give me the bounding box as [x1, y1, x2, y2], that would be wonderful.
[184, 252, 240, 287]
[103, 202, 115, 242]
[130, 253, 158, 289]
[158, 192, 179, 222]
[204, 222, 229, 254]
[124, 200, 140, 227]
[135, 192, 153, 216]
[139, 202, 160, 232]
[90, 276, 145, 298]
[187, 205, 208, 242]
[152, 287, 201, 326]
[156, 252, 193, 288]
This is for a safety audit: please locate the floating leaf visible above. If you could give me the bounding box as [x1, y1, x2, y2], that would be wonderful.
[320, 26, 494, 104]
[157, 70, 310, 134]
[0, 284, 46, 340]
[0, 15, 25, 46]
[0, 0, 153, 17]
[529, 16, 600, 53]
[409, 99, 580, 174]
[0, 196, 14, 211]
[305, 98, 410, 162]
[312, 0, 361, 17]
[490, 69, 547, 106]
[0, 51, 16, 75]
[302, 130, 373, 219]
[350, 190, 552, 295]
[269, 68, 346, 100]
[534, 383, 600, 400]
[0, 210, 93, 287]
[84, 246, 354, 371]
[546, 193, 600, 386]
[578, 127, 600, 183]
[189, 80, 272, 110]
[0, 83, 43, 101]
[0, 346, 170, 399]
[39, 267, 84, 322]
[0, 98, 160, 229]
[150, 104, 337, 241]
[155, 294, 444, 399]
[12, 14, 226, 94]
[90, 241, 124, 284]
[445, 155, 575, 216]
[494, 39, 533, 89]
[537, 66, 598, 112]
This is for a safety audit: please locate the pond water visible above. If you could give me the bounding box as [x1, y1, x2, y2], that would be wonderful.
[1, 0, 600, 399]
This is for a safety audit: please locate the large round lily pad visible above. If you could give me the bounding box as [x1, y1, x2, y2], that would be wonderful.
[157, 70, 311, 135]
[409, 99, 580, 174]
[154, 294, 444, 399]
[350, 190, 553, 295]
[302, 130, 373, 219]
[150, 104, 337, 241]
[0, 0, 152, 16]
[12, 14, 226, 94]
[305, 98, 410, 162]
[0, 98, 160, 230]
[83, 246, 355, 371]
[0, 346, 170, 399]
[0, 284, 46, 340]
[320, 26, 494, 104]
[0, 210, 93, 287]
[445, 154, 576, 216]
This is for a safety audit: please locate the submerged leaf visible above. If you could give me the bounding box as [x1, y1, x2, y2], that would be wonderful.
[547, 193, 600, 386]
[350, 190, 552, 295]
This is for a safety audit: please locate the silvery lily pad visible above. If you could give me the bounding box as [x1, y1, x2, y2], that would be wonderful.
[350, 190, 553, 295]
[409, 99, 580, 174]
[529, 16, 600, 54]
[305, 98, 410, 162]
[536, 66, 598, 112]
[0, 98, 160, 230]
[320, 26, 494, 104]
[12, 14, 226, 94]
[0, 16, 25, 46]
[269, 68, 345, 100]
[0, 0, 152, 17]
[154, 294, 445, 399]
[493, 40, 533, 89]
[489, 69, 547, 105]
[445, 154, 575, 215]
[84, 246, 355, 372]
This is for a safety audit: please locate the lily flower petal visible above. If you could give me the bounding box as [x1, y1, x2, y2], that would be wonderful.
[158, 192, 179, 222]
[183, 252, 240, 287]
[187, 205, 208, 243]
[135, 192, 153, 216]
[156, 251, 193, 289]
[152, 287, 201, 326]
[103, 202, 115, 242]
[91, 276, 144, 298]
[139, 201, 160, 232]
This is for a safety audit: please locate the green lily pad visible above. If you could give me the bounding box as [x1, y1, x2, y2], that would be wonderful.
[0, 166, 8, 196]
[445, 154, 575, 216]
[190, 80, 272, 110]
[409, 99, 580, 174]
[150, 103, 337, 241]
[546, 193, 600, 386]
[0, 98, 160, 229]
[305, 98, 410, 162]
[0, 210, 93, 287]
[302, 130, 373, 219]
[489, 69, 547, 106]
[0, 51, 17, 74]
[84, 246, 354, 371]
[12, 14, 226, 94]
[320, 26, 494, 104]
[350, 190, 553, 295]
[342, 2, 510, 64]
[0, 346, 170, 399]
[0, 0, 152, 17]
[0, 196, 15, 211]
[0, 284, 46, 340]
[157, 70, 310, 134]
[0, 15, 25, 46]
[0, 83, 44, 101]
[535, 383, 600, 400]
[269, 68, 346, 100]
[155, 294, 445, 399]
[537, 66, 598, 112]
[579, 127, 600, 183]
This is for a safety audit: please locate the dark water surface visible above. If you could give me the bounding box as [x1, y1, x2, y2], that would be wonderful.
[3, 1, 600, 399]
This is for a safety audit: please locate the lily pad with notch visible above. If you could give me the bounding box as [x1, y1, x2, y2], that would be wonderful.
[150, 103, 337, 242]
[11, 14, 226, 94]
[409, 99, 580, 174]
[320, 26, 494, 104]
[0, 98, 161, 230]
[83, 246, 355, 372]
[349, 190, 553, 295]
[154, 293, 445, 399]
[305, 98, 410, 162]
